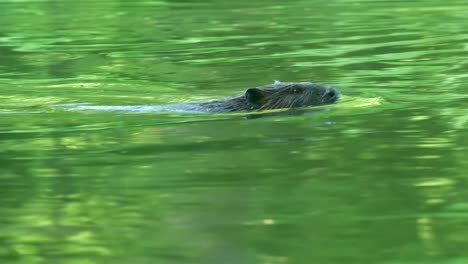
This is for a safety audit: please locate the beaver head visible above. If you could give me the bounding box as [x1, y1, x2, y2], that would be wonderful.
[192, 81, 340, 113]
[244, 81, 339, 110]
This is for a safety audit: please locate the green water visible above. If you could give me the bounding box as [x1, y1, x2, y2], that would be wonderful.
[1, 0, 468, 263]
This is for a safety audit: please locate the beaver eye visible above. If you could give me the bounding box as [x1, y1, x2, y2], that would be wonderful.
[293, 88, 298, 93]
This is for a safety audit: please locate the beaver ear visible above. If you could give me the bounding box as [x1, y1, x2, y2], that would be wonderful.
[245, 88, 264, 107]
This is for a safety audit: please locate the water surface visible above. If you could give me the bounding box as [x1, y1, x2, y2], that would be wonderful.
[1, 0, 468, 263]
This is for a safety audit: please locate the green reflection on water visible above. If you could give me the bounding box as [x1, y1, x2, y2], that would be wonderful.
[1, 0, 468, 264]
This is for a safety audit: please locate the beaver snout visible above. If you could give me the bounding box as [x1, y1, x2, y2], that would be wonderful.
[323, 87, 340, 103]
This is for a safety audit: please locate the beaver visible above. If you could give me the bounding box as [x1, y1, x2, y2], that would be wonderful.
[177, 81, 340, 113]
[58, 81, 339, 114]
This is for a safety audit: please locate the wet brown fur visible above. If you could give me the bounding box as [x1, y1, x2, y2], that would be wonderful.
[186, 81, 339, 113]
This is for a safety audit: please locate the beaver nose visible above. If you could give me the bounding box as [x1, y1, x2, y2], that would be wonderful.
[324, 87, 339, 102]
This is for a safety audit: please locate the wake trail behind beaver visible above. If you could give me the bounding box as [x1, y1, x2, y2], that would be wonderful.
[53, 103, 215, 113]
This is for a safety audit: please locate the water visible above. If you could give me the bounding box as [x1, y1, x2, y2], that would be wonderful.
[1, 0, 468, 263]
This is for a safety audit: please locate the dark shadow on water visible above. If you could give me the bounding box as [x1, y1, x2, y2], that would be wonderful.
[245, 107, 331, 119]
